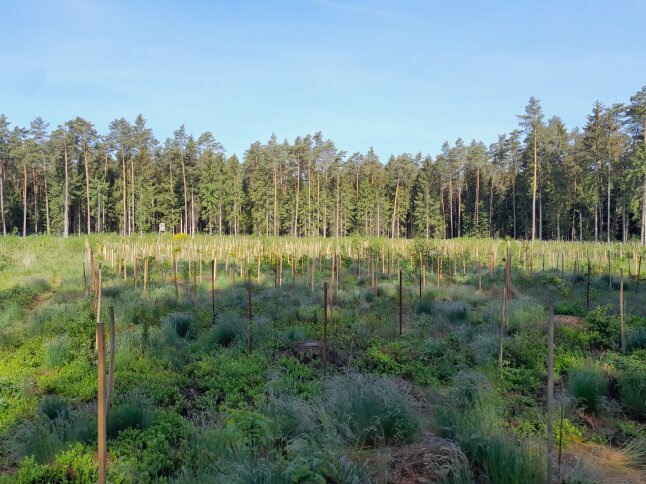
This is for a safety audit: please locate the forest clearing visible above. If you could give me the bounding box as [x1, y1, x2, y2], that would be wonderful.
[0, 235, 644, 483]
[2, 2, 646, 482]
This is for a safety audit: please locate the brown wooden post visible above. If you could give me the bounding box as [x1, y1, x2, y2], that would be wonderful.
[278, 254, 283, 287]
[499, 286, 506, 370]
[586, 258, 591, 310]
[323, 281, 328, 375]
[96, 268, 106, 484]
[193, 260, 197, 305]
[83, 260, 88, 297]
[329, 256, 334, 306]
[637, 255, 642, 293]
[399, 269, 403, 336]
[547, 289, 555, 484]
[143, 258, 148, 297]
[173, 255, 179, 301]
[419, 252, 422, 300]
[211, 259, 216, 314]
[620, 268, 625, 354]
[107, 306, 116, 412]
[248, 270, 253, 354]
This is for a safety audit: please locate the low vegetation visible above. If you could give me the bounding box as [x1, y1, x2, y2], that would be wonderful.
[0, 235, 644, 483]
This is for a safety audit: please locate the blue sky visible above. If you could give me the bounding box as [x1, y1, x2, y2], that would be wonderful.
[1, 0, 644, 159]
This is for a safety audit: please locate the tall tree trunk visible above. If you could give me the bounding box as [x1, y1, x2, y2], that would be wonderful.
[130, 157, 135, 234]
[43, 159, 50, 235]
[531, 128, 538, 241]
[22, 159, 27, 237]
[539, 191, 542, 240]
[642, 121, 646, 245]
[594, 195, 599, 242]
[180, 150, 187, 234]
[457, 179, 462, 238]
[83, 141, 91, 234]
[168, 157, 173, 232]
[448, 177, 454, 238]
[191, 189, 195, 236]
[391, 178, 400, 239]
[273, 160, 278, 236]
[63, 135, 70, 238]
[571, 174, 577, 240]
[607, 163, 611, 243]
[307, 162, 312, 236]
[317, 171, 321, 236]
[512, 177, 516, 238]
[294, 159, 300, 236]
[32, 167, 38, 234]
[0, 160, 5, 235]
[121, 148, 127, 236]
[489, 169, 494, 236]
[475, 165, 480, 232]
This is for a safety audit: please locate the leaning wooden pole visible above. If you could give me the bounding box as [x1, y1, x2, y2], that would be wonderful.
[547, 289, 555, 484]
[96, 267, 106, 484]
[106, 306, 116, 414]
[247, 270, 253, 354]
[211, 259, 216, 314]
[499, 286, 507, 370]
[193, 260, 197, 305]
[399, 269, 403, 336]
[323, 282, 328, 376]
[620, 268, 625, 354]
[173, 255, 179, 301]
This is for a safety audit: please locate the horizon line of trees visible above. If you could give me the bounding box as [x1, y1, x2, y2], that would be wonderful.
[1, 87, 645, 244]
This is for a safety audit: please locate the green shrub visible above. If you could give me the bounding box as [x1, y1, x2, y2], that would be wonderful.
[568, 366, 608, 414]
[618, 370, 646, 419]
[554, 301, 585, 317]
[585, 305, 620, 348]
[283, 326, 307, 343]
[14, 443, 96, 483]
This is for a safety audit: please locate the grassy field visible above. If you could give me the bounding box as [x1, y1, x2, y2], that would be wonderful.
[0, 235, 644, 483]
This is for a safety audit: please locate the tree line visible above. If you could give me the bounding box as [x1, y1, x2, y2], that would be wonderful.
[1, 87, 645, 243]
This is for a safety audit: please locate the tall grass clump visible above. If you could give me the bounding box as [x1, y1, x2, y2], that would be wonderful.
[568, 365, 608, 414]
[162, 312, 195, 341]
[626, 327, 646, 351]
[107, 395, 155, 439]
[38, 395, 70, 421]
[618, 370, 646, 419]
[44, 335, 72, 368]
[436, 373, 546, 484]
[322, 373, 418, 447]
[209, 320, 243, 347]
[434, 301, 470, 322]
[506, 297, 545, 333]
